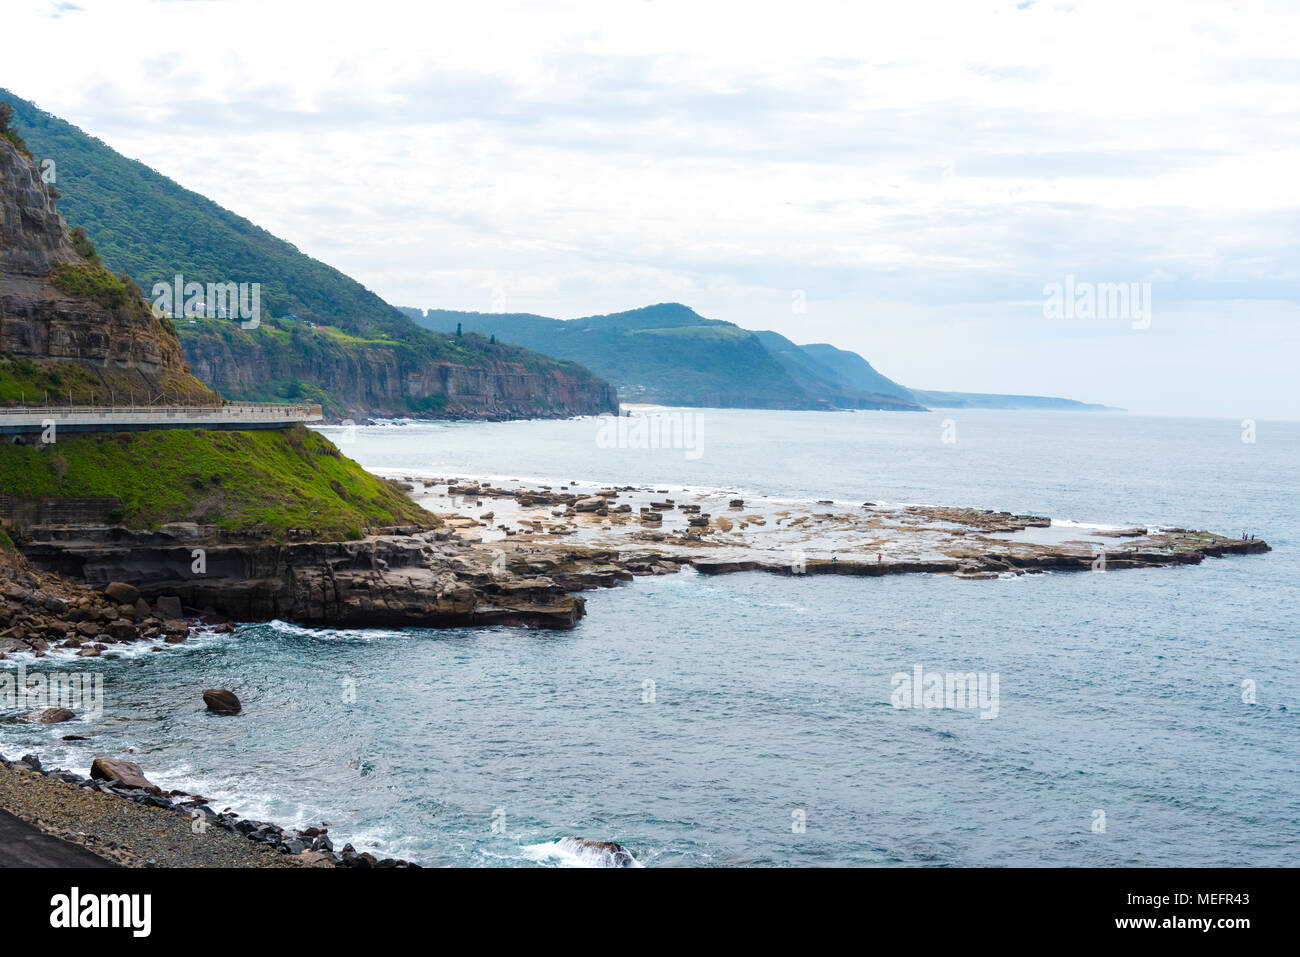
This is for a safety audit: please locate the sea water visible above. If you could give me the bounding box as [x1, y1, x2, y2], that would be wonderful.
[3, 409, 1296, 866]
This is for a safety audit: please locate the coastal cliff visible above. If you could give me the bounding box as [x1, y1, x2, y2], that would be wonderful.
[179, 318, 618, 420]
[0, 132, 210, 403]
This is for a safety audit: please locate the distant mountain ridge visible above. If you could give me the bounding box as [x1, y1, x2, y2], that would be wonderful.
[411, 304, 925, 411]
[1, 91, 1110, 418]
[751, 331, 918, 408]
[409, 304, 1116, 413]
[909, 390, 1120, 411]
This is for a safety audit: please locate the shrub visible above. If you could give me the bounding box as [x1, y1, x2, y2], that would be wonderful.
[70, 226, 100, 265]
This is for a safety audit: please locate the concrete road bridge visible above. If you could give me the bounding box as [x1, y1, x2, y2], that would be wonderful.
[0, 402, 323, 438]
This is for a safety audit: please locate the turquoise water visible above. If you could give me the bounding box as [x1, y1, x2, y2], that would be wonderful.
[3, 410, 1297, 866]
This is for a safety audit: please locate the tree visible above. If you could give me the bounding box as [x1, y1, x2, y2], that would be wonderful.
[0, 101, 13, 134]
[489, 334, 496, 345]
[456, 322, 463, 337]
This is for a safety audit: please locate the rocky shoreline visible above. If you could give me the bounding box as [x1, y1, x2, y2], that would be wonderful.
[0, 754, 417, 868]
[1, 476, 1273, 655]
[0, 474, 1271, 869]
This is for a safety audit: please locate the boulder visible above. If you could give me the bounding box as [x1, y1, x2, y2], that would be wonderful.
[89, 757, 161, 794]
[0, 635, 29, 654]
[107, 621, 138, 642]
[297, 850, 337, 868]
[154, 596, 184, 620]
[103, 582, 141, 605]
[203, 689, 241, 715]
[574, 497, 606, 512]
[36, 707, 75, 723]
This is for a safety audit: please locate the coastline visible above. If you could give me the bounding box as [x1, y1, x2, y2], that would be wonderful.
[0, 455, 1276, 869]
[0, 754, 415, 868]
[389, 471, 1271, 583]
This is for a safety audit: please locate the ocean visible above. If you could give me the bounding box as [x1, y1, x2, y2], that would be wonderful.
[3, 409, 1297, 866]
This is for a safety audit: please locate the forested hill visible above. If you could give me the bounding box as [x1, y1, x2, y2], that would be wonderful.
[2, 90, 618, 419]
[411, 303, 924, 410]
[2, 89, 406, 335]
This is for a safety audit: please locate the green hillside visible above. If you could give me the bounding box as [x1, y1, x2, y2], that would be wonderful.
[415, 303, 811, 407]
[2, 90, 404, 335]
[0, 425, 432, 540]
[752, 331, 919, 409]
[1, 89, 616, 417]
[413, 303, 925, 410]
[795, 342, 916, 402]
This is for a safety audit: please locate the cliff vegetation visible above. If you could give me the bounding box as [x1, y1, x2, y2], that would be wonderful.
[0, 425, 432, 540]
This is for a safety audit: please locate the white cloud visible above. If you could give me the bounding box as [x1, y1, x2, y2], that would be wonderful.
[2, 0, 1297, 416]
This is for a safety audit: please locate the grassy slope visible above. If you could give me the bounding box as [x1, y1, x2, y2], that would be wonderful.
[0, 425, 432, 540]
[0, 355, 103, 404]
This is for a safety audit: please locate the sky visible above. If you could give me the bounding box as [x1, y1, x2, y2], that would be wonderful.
[4, 0, 1298, 417]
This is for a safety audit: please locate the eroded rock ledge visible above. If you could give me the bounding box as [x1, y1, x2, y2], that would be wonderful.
[8, 524, 586, 633]
[2, 474, 1271, 645]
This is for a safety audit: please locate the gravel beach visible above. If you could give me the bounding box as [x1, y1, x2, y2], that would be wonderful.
[0, 762, 311, 868]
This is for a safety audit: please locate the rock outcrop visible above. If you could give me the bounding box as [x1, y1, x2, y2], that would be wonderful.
[16, 524, 587, 629]
[0, 134, 212, 403]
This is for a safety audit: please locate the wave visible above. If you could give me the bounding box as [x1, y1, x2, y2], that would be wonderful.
[521, 837, 643, 868]
[263, 620, 410, 643]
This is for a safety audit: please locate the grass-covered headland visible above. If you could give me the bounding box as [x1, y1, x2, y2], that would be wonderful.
[0, 425, 432, 540]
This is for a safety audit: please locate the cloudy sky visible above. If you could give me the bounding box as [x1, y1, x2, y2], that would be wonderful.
[5, 0, 1298, 416]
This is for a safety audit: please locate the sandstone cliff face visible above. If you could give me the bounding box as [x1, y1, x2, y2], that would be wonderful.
[181, 329, 619, 420]
[17, 525, 587, 630]
[0, 137, 211, 402]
